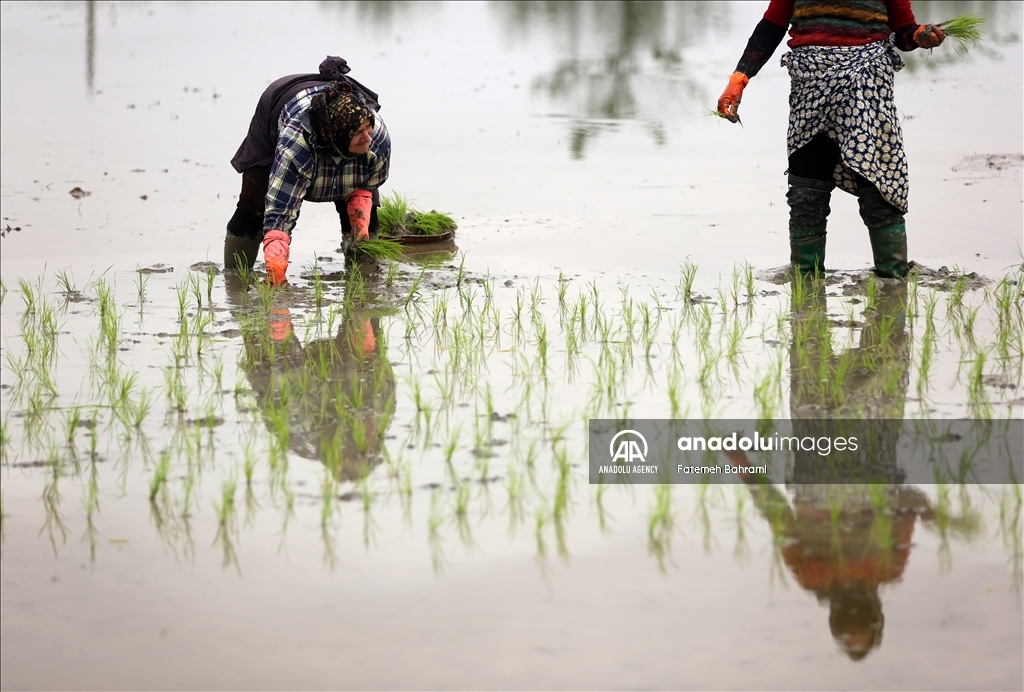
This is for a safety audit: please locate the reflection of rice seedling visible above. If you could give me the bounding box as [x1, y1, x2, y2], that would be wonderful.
[938, 13, 984, 56]
[317, 470, 337, 528]
[149, 450, 171, 501]
[206, 267, 215, 304]
[215, 473, 238, 526]
[648, 484, 674, 571]
[454, 481, 471, 518]
[552, 446, 570, 521]
[967, 349, 991, 416]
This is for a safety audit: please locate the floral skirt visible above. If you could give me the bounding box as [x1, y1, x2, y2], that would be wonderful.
[782, 40, 908, 213]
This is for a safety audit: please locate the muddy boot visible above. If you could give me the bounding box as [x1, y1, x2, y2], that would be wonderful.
[856, 183, 908, 279]
[224, 208, 263, 275]
[867, 225, 908, 279]
[787, 174, 833, 277]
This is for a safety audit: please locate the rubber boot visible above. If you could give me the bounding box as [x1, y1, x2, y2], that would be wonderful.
[787, 174, 833, 277]
[856, 183, 908, 279]
[224, 231, 261, 274]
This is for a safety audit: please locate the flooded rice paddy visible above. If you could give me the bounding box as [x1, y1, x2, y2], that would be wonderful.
[2, 1, 1023, 690]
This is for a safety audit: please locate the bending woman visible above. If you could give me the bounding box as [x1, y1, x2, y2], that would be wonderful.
[226, 56, 391, 284]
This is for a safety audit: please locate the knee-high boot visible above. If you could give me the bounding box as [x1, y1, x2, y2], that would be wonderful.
[225, 166, 270, 273]
[788, 174, 833, 276]
[856, 184, 908, 279]
[223, 225, 262, 273]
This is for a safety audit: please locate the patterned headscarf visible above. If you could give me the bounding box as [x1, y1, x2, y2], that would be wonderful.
[311, 83, 374, 157]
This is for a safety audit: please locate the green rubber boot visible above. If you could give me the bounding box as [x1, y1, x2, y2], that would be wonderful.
[787, 174, 833, 276]
[867, 224, 909, 279]
[223, 229, 261, 275]
[856, 182, 909, 279]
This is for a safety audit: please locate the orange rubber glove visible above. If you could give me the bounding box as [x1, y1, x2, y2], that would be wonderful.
[346, 189, 374, 242]
[262, 229, 290, 286]
[269, 307, 294, 343]
[356, 317, 376, 357]
[914, 24, 944, 49]
[717, 72, 749, 124]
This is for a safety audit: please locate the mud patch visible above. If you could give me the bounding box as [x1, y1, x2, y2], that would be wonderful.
[951, 153, 1024, 177]
[757, 264, 993, 293]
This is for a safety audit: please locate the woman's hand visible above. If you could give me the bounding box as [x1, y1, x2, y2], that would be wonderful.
[717, 72, 749, 123]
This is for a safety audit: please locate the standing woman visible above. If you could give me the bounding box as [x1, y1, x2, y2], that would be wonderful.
[717, 1, 944, 278]
[226, 56, 390, 284]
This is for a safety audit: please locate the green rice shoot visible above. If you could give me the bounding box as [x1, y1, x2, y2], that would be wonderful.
[353, 238, 403, 261]
[938, 13, 984, 56]
[707, 109, 741, 126]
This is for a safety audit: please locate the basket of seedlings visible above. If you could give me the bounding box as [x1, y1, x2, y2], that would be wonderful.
[377, 192, 458, 244]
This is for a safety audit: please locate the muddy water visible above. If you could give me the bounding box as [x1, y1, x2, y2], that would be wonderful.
[2, 2, 1022, 690]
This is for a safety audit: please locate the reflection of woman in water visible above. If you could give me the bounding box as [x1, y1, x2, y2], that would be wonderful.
[729, 450, 935, 660]
[235, 295, 396, 481]
[731, 277, 934, 660]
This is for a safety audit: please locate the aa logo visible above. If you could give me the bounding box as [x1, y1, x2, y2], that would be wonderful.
[609, 430, 648, 463]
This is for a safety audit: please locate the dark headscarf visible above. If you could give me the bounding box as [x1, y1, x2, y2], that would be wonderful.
[310, 82, 374, 157]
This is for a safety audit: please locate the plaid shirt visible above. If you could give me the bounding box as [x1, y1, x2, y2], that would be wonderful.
[264, 85, 390, 235]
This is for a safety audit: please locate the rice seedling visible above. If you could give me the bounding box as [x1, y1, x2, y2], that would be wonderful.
[148, 449, 171, 501]
[706, 109, 740, 125]
[743, 262, 756, 299]
[947, 272, 969, 314]
[55, 269, 76, 296]
[404, 268, 426, 310]
[937, 13, 984, 56]
[353, 238, 403, 261]
[187, 271, 203, 310]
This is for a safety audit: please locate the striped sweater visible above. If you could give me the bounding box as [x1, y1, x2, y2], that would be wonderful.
[736, 0, 920, 77]
[776, 0, 915, 47]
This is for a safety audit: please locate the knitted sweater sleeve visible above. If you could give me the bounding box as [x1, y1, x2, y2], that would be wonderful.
[735, 1, 791, 78]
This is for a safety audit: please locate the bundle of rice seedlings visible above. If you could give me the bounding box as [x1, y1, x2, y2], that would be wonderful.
[707, 109, 741, 126]
[937, 13, 984, 55]
[375, 191, 458, 237]
[407, 211, 457, 236]
[377, 192, 410, 236]
[352, 238, 403, 261]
